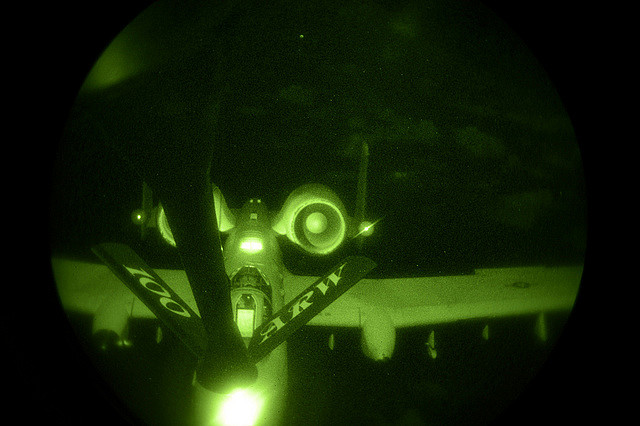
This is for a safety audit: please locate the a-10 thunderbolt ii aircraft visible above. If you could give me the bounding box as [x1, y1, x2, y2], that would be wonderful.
[49, 2, 583, 423]
[51, 142, 582, 426]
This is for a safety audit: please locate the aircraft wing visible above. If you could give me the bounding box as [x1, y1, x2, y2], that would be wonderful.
[53, 257, 582, 327]
[283, 265, 583, 328]
[52, 257, 200, 318]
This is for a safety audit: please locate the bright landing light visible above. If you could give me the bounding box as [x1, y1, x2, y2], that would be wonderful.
[216, 389, 264, 426]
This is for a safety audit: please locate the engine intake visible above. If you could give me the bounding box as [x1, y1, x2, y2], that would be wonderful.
[271, 184, 348, 255]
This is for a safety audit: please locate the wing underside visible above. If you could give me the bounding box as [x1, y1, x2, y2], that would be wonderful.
[283, 265, 583, 328]
[52, 257, 200, 318]
[52, 257, 581, 328]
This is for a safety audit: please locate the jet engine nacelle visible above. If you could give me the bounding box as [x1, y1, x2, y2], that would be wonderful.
[271, 184, 348, 255]
[361, 309, 396, 361]
[157, 185, 236, 246]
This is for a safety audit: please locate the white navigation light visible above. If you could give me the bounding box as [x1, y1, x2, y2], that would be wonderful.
[358, 221, 374, 236]
[354, 217, 384, 238]
[217, 389, 264, 426]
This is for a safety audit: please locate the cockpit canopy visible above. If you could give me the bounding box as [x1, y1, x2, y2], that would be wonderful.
[229, 266, 272, 343]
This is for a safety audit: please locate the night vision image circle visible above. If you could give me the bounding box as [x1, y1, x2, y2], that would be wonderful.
[49, 1, 586, 425]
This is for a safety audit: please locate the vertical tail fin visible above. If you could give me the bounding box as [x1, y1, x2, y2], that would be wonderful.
[354, 141, 369, 230]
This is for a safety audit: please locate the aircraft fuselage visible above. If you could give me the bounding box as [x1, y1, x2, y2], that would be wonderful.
[194, 198, 289, 425]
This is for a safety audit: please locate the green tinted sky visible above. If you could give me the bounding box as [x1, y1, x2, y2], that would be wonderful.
[55, 0, 585, 269]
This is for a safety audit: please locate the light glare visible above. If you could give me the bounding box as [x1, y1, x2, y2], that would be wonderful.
[353, 216, 384, 238]
[240, 239, 263, 253]
[217, 389, 263, 426]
